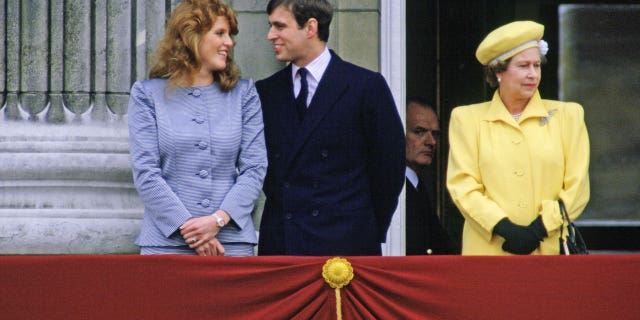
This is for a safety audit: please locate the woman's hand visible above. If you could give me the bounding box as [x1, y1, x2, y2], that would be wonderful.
[493, 218, 540, 254]
[180, 215, 219, 249]
[180, 210, 232, 255]
[194, 237, 226, 256]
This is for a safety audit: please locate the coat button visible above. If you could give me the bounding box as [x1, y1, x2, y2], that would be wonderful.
[311, 210, 319, 217]
[197, 170, 209, 178]
[285, 213, 292, 220]
[284, 182, 290, 189]
[321, 149, 329, 158]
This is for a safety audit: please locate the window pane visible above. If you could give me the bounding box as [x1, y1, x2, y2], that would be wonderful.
[559, 4, 640, 223]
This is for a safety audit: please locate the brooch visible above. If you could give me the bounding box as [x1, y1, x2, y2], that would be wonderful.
[539, 108, 558, 126]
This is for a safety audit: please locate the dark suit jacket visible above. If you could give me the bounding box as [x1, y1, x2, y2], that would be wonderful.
[405, 178, 453, 255]
[255, 51, 405, 255]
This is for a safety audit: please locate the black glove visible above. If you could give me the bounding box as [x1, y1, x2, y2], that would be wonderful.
[493, 218, 540, 254]
[527, 215, 547, 241]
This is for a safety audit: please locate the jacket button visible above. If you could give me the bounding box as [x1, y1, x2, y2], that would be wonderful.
[197, 170, 209, 178]
[200, 199, 211, 208]
[311, 210, 319, 217]
[284, 182, 290, 188]
[192, 115, 205, 124]
[285, 213, 292, 220]
[321, 149, 329, 158]
[196, 141, 208, 150]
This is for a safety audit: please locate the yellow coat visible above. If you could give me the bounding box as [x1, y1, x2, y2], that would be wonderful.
[446, 91, 590, 255]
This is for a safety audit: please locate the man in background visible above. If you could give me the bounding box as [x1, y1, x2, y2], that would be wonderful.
[405, 97, 453, 255]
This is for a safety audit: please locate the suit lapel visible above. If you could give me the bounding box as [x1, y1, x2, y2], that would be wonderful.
[271, 65, 299, 144]
[285, 53, 349, 169]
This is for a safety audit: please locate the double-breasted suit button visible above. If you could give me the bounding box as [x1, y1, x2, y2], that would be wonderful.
[196, 141, 208, 150]
[311, 209, 319, 217]
[199, 199, 211, 208]
[197, 170, 209, 178]
[285, 213, 292, 220]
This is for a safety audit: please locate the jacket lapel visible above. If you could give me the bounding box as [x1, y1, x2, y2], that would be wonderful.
[285, 52, 349, 169]
[271, 65, 299, 144]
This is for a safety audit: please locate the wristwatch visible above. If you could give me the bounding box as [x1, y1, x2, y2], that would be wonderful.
[212, 212, 226, 227]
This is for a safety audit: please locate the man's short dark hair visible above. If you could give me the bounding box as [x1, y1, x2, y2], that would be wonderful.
[406, 96, 436, 115]
[267, 0, 333, 42]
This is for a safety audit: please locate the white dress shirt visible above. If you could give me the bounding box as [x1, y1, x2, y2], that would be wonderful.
[291, 46, 331, 107]
[406, 167, 419, 190]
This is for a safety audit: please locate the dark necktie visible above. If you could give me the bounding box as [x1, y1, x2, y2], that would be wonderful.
[295, 68, 308, 121]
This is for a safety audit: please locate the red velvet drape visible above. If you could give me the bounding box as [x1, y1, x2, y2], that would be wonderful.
[1, 255, 639, 319]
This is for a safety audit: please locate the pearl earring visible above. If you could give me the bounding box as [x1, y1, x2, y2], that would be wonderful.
[497, 77, 501, 82]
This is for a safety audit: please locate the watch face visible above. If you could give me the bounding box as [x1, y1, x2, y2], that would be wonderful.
[214, 214, 225, 227]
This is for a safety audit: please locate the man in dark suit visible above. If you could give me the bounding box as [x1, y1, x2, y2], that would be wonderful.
[405, 98, 453, 255]
[255, 0, 405, 256]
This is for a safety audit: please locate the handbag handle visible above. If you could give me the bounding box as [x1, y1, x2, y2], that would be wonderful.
[559, 200, 572, 255]
[558, 200, 589, 255]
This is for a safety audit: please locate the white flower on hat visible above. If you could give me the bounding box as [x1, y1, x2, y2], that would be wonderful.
[538, 40, 549, 56]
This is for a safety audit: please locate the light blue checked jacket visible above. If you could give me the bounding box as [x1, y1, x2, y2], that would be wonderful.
[128, 78, 267, 247]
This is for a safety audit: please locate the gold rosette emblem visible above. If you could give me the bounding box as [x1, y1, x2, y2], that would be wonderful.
[322, 257, 354, 319]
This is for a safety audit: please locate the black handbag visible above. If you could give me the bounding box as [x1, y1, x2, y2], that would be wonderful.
[559, 200, 588, 255]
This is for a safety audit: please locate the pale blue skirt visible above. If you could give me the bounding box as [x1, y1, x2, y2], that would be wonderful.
[140, 243, 254, 256]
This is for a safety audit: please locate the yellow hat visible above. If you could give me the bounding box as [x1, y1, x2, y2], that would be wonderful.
[475, 21, 545, 66]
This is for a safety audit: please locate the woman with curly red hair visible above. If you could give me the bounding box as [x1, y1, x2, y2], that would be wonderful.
[128, 0, 267, 256]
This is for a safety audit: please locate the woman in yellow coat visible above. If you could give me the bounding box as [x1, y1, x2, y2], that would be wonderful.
[446, 21, 590, 255]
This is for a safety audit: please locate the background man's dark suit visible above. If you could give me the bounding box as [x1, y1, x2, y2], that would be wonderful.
[405, 176, 452, 255]
[256, 51, 405, 255]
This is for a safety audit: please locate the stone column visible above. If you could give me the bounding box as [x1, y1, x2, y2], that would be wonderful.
[0, 0, 166, 254]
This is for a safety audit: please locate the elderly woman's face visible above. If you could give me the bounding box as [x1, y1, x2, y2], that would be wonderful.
[496, 47, 541, 101]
